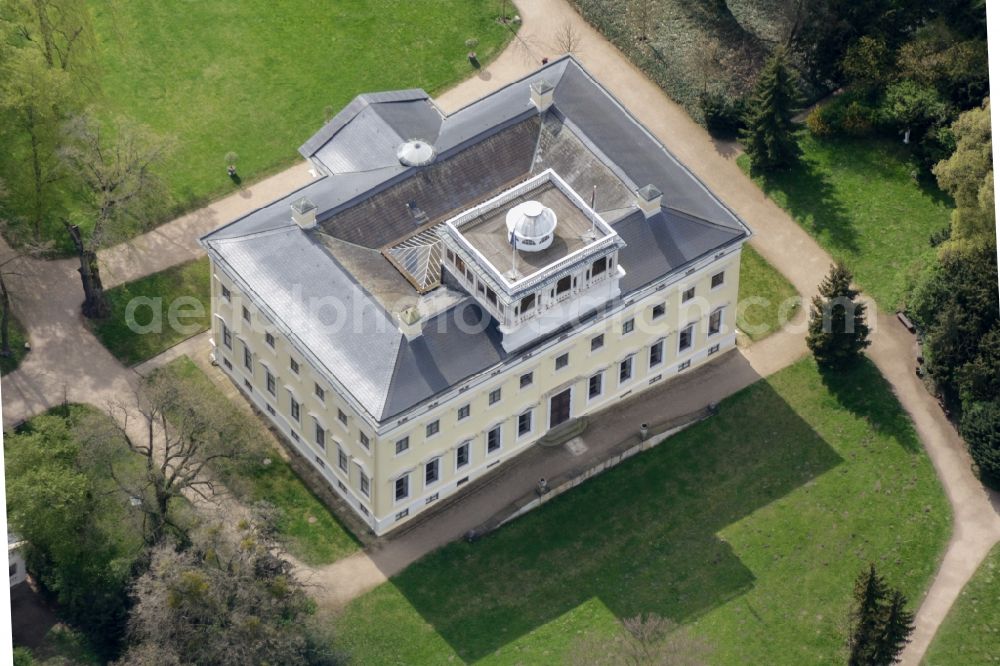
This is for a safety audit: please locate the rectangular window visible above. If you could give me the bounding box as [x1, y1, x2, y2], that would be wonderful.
[290, 396, 300, 422]
[489, 388, 502, 405]
[243, 345, 252, 371]
[265, 332, 275, 348]
[619, 357, 633, 383]
[222, 323, 232, 350]
[314, 419, 325, 449]
[223, 357, 232, 370]
[487, 425, 502, 453]
[679, 323, 694, 352]
[360, 472, 370, 497]
[266, 404, 275, 416]
[314, 383, 325, 401]
[682, 287, 695, 302]
[360, 432, 370, 449]
[709, 308, 723, 336]
[678, 359, 691, 371]
[395, 475, 409, 502]
[458, 404, 470, 420]
[425, 459, 440, 486]
[338, 446, 348, 472]
[555, 352, 569, 370]
[518, 410, 532, 436]
[290, 358, 299, 374]
[266, 369, 276, 396]
[711, 271, 725, 288]
[591, 334, 604, 351]
[520, 372, 533, 389]
[338, 409, 348, 425]
[221, 284, 231, 302]
[426, 420, 440, 437]
[455, 255, 466, 273]
[591, 256, 608, 277]
[649, 340, 664, 367]
[395, 436, 409, 455]
[486, 287, 497, 305]
[242, 305, 251, 322]
[622, 318, 635, 335]
[456, 442, 470, 468]
[652, 303, 666, 319]
[519, 293, 536, 313]
[589, 372, 603, 399]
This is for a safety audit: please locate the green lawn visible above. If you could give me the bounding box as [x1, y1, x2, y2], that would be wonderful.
[88, 258, 210, 365]
[335, 358, 949, 664]
[924, 543, 1000, 665]
[158, 356, 361, 565]
[0, 313, 29, 375]
[738, 132, 952, 310]
[3, 1, 513, 253]
[738, 245, 800, 341]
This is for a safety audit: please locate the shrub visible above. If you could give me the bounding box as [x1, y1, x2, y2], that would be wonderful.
[842, 100, 876, 136]
[699, 91, 746, 139]
[961, 401, 1000, 488]
[806, 106, 832, 137]
[807, 92, 879, 138]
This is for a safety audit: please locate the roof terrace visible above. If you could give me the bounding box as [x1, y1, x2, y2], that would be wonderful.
[442, 169, 621, 295]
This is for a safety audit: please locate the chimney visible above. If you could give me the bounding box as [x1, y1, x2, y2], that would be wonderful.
[530, 80, 554, 113]
[397, 306, 422, 340]
[636, 184, 662, 218]
[291, 197, 317, 230]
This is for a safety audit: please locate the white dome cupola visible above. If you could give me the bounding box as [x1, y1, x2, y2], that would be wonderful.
[505, 200, 556, 252]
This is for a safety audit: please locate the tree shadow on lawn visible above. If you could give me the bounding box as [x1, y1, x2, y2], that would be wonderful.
[389, 380, 844, 662]
[818, 357, 921, 453]
[754, 155, 859, 255]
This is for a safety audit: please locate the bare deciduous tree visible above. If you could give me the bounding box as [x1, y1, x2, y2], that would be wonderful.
[76, 369, 256, 546]
[59, 113, 170, 318]
[554, 21, 582, 55]
[118, 511, 341, 666]
[566, 613, 711, 666]
[9, 0, 92, 72]
[632, 0, 656, 43]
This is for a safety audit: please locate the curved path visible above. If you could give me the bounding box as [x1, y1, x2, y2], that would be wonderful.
[2, 1, 997, 660]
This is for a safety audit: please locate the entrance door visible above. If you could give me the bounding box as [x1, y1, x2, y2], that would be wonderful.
[549, 388, 572, 428]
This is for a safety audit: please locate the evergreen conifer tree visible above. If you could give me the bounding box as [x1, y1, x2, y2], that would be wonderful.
[807, 261, 871, 368]
[740, 49, 800, 171]
[848, 564, 915, 666]
[849, 564, 888, 665]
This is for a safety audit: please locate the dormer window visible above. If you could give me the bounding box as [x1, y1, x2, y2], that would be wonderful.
[592, 256, 607, 277]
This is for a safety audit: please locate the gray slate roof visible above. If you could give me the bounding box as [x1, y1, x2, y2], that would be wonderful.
[201, 56, 750, 425]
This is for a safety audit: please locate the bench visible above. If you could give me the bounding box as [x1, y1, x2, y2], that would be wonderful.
[896, 311, 916, 333]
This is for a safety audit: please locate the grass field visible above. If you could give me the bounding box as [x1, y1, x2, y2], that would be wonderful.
[158, 356, 360, 565]
[0, 313, 29, 375]
[925, 543, 1000, 665]
[3, 1, 514, 253]
[334, 358, 949, 664]
[739, 132, 952, 311]
[738, 245, 800, 341]
[88, 258, 210, 366]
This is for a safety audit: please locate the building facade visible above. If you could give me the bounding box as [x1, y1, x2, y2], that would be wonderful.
[201, 56, 751, 535]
